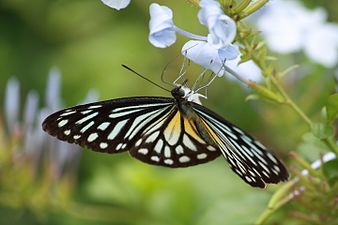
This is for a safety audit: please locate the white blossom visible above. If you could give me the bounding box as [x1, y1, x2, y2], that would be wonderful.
[149, 1, 240, 75]
[257, 0, 338, 67]
[148, 3, 176, 48]
[101, 0, 131, 10]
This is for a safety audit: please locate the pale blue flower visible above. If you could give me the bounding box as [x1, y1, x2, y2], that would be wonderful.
[198, 0, 237, 48]
[148, 1, 239, 76]
[148, 3, 176, 48]
[101, 0, 131, 10]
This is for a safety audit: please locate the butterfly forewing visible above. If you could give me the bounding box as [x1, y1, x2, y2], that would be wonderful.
[192, 103, 289, 188]
[43, 97, 174, 153]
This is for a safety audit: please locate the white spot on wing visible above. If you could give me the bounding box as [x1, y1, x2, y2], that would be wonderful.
[81, 110, 92, 115]
[135, 139, 142, 147]
[197, 153, 207, 159]
[151, 155, 160, 162]
[164, 159, 174, 165]
[164, 146, 171, 158]
[87, 133, 98, 142]
[138, 148, 148, 155]
[64, 129, 71, 135]
[76, 112, 99, 124]
[73, 135, 81, 140]
[108, 119, 128, 140]
[267, 152, 278, 164]
[145, 131, 160, 143]
[88, 105, 102, 109]
[154, 139, 163, 153]
[175, 145, 184, 154]
[116, 143, 123, 150]
[58, 119, 68, 127]
[207, 145, 216, 151]
[183, 134, 197, 151]
[60, 111, 76, 116]
[80, 121, 95, 133]
[98, 122, 110, 131]
[109, 108, 144, 118]
[100, 142, 108, 149]
[179, 156, 190, 163]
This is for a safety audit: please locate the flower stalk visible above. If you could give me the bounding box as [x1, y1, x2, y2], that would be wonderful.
[238, 0, 269, 19]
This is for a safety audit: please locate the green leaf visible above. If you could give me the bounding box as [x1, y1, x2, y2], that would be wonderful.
[326, 93, 338, 124]
[322, 159, 338, 187]
[311, 122, 333, 139]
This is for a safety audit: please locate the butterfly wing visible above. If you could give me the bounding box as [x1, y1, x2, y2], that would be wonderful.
[42, 97, 175, 153]
[128, 106, 221, 167]
[192, 103, 289, 188]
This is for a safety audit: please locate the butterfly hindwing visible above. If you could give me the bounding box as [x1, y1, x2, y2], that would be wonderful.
[129, 108, 221, 167]
[42, 97, 175, 153]
[192, 103, 289, 188]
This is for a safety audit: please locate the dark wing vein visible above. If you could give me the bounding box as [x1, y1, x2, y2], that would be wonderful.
[192, 103, 289, 188]
[42, 97, 175, 153]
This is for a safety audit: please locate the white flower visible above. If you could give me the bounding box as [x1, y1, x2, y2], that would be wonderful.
[148, 3, 176, 48]
[226, 56, 263, 83]
[101, 0, 131, 10]
[198, 0, 236, 48]
[303, 24, 338, 67]
[182, 0, 239, 76]
[148, 1, 240, 75]
[257, 0, 338, 67]
[182, 38, 227, 75]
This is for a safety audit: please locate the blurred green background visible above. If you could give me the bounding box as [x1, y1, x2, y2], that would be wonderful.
[0, 0, 337, 225]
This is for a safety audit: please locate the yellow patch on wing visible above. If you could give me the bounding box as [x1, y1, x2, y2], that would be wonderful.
[200, 119, 222, 144]
[183, 117, 205, 144]
[163, 111, 181, 145]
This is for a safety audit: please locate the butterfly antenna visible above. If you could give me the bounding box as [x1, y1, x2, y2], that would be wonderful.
[122, 65, 171, 92]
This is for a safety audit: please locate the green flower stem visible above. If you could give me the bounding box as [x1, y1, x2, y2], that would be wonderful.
[255, 179, 298, 225]
[238, 0, 269, 20]
[270, 75, 338, 154]
[269, 75, 313, 128]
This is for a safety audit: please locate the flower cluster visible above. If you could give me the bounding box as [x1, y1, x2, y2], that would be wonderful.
[102, 0, 262, 82]
[257, 0, 338, 67]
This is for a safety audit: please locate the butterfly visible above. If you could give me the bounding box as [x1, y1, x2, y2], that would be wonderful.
[42, 75, 289, 188]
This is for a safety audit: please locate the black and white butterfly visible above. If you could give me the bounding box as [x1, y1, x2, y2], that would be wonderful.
[42, 76, 289, 188]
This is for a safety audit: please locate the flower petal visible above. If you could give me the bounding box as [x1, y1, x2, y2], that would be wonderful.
[304, 23, 338, 67]
[226, 55, 263, 83]
[198, 0, 236, 46]
[149, 3, 176, 48]
[101, 0, 131, 10]
[218, 44, 240, 60]
[182, 40, 225, 76]
[257, 0, 327, 54]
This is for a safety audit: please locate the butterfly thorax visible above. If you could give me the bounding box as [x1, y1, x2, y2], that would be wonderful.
[171, 86, 217, 147]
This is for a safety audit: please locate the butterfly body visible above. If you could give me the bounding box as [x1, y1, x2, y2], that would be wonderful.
[43, 85, 288, 188]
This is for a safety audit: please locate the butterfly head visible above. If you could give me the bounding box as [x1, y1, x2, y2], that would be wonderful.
[171, 85, 207, 104]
